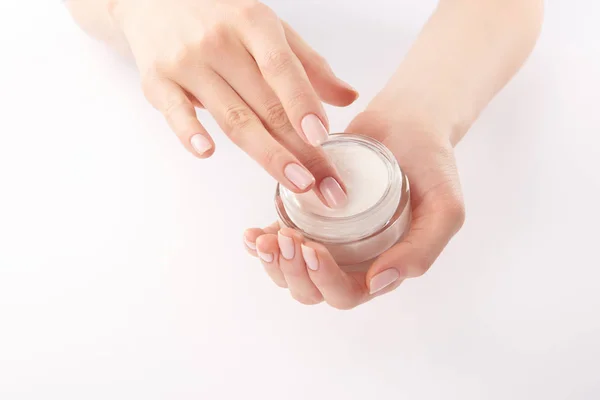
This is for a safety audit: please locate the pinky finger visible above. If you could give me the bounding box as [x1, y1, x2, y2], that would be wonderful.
[142, 76, 214, 158]
[256, 234, 287, 288]
[243, 228, 263, 257]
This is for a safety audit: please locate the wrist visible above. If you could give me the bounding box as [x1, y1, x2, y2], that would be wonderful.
[346, 106, 455, 168]
[367, 84, 471, 148]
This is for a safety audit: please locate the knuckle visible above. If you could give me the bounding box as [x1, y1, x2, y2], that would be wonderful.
[431, 186, 465, 234]
[285, 88, 310, 110]
[161, 98, 189, 122]
[262, 49, 294, 76]
[156, 46, 193, 75]
[237, 2, 275, 23]
[264, 101, 291, 131]
[224, 105, 257, 137]
[197, 24, 230, 55]
[300, 152, 330, 175]
[261, 146, 283, 170]
[141, 79, 191, 120]
[157, 27, 230, 74]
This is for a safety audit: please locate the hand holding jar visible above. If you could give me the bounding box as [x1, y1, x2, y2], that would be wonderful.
[242, 0, 542, 308]
[243, 107, 465, 309]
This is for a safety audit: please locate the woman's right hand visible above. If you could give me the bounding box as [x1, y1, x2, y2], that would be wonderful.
[108, 0, 358, 207]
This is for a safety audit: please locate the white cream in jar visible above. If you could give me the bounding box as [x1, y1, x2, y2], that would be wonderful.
[275, 134, 411, 271]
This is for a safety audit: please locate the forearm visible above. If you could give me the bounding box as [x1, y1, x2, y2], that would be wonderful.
[372, 0, 544, 145]
[65, 0, 130, 55]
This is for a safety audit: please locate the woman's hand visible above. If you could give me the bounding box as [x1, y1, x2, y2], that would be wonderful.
[107, 0, 357, 205]
[242, 107, 465, 309]
[238, 0, 543, 308]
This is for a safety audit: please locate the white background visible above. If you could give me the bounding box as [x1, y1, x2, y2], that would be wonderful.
[1, 1, 599, 399]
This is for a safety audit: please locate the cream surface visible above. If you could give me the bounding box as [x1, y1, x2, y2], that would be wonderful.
[291, 142, 390, 217]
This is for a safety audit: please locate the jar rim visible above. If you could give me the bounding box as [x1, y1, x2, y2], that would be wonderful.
[276, 133, 405, 243]
[279, 134, 399, 222]
[275, 169, 411, 245]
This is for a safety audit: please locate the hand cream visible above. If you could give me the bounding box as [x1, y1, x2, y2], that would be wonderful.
[275, 134, 411, 271]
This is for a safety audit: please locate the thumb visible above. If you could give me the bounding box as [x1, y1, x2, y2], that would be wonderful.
[283, 22, 359, 107]
[367, 172, 465, 295]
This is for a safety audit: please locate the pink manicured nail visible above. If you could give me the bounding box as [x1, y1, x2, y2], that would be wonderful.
[284, 163, 315, 191]
[319, 177, 347, 209]
[301, 114, 329, 146]
[190, 134, 212, 155]
[369, 269, 400, 295]
[301, 245, 319, 271]
[258, 251, 274, 263]
[244, 237, 256, 250]
[278, 233, 295, 260]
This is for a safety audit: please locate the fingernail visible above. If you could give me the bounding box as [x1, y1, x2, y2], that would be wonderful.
[278, 232, 295, 260]
[257, 251, 274, 263]
[301, 245, 319, 271]
[369, 269, 401, 295]
[319, 177, 347, 209]
[301, 114, 329, 146]
[243, 237, 256, 250]
[284, 163, 315, 191]
[190, 134, 212, 155]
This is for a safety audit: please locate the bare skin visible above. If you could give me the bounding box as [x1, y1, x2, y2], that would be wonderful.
[67, 0, 544, 308]
[243, 0, 544, 308]
[67, 0, 359, 207]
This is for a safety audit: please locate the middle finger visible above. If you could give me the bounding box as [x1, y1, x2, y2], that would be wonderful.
[277, 228, 323, 305]
[236, 8, 330, 147]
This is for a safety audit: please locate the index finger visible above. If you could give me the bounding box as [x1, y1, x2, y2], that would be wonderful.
[236, 5, 331, 147]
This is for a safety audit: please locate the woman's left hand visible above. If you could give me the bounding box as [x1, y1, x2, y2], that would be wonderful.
[242, 104, 466, 309]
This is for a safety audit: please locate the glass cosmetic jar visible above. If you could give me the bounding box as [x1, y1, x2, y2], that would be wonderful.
[275, 134, 411, 271]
